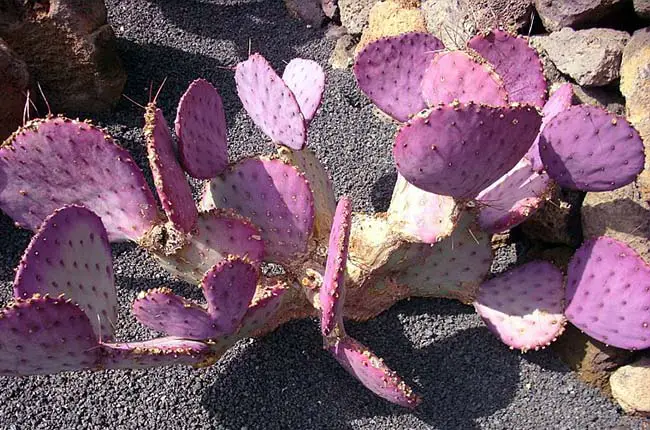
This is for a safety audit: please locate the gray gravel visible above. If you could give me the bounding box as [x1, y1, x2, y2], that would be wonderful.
[0, 0, 647, 428]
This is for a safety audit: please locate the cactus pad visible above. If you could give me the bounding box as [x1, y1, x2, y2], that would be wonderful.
[468, 29, 547, 108]
[388, 174, 459, 243]
[393, 103, 542, 199]
[565, 237, 650, 350]
[235, 53, 306, 150]
[526, 83, 574, 171]
[174, 78, 228, 179]
[420, 51, 508, 107]
[328, 336, 421, 408]
[0, 296, 97, 375]
[473, 261, 566, 352]
[320, 197, 352, 337]
[133, 258, 258, 339]
[0, 117, 158, 241]
[354, 32, 445, 122]
[538, 105, 645, 191]
[238, 279, 289, 337]
[14, 205, 117, 340]
[202, 157, 315, 264]
[144, 105, 198, 234]
[101, 337, 216, 370]
[476, 158, 552, 233]
[281, 58, 325, 124]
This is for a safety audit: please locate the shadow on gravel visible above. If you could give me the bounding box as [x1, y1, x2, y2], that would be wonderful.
[202, 299, 520, 429]
[371, 171, 397, 213]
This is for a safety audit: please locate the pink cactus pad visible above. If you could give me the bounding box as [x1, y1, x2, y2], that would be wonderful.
[101, 337, 216, 370]
[282, 58, 325, 123]
[0, 117, 158, 241]
[144, 105, 198, 234]
[421, 51, 508, 107]
[320, 197, 352, 337]
[538, 105, 645, 191]
[133, 258, 259, 339]
[354, 32, 445, 122]
[476, 158, 552, 233]
[474, 261, 566, 352]
[526, 83, 574, 171]
[238, 280, 288, 337]
[388, 174, 459, 243]
[468, 29, 547, 108]
[153, 209, 264, 284]
[13, 205, 117, 340]
[0, 296, 97, 375]
[235, 53, 306, 150]
[174, 78, 229, 179]
[566, 237, 650, 350]
[202, 157, 315, 264]
[328, 336, 421, 408]
[393, 103, 542, 199]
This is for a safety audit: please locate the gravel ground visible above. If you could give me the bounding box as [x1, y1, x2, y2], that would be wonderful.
[0, 1, 647, 428]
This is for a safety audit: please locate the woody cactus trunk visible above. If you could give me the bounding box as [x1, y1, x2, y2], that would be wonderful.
[0, 29, 648, 408]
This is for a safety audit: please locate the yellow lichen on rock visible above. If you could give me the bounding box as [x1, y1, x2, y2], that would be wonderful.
[356, 0, 428, 53]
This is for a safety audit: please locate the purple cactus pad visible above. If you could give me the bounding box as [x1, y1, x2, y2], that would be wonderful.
[468, 29, 547, 108]
[538, 105, 645, 191]
[202, 157, 315, 264]
[144, 105, 198, 234]
[13, 205, 117, 340]
[282, 58, 325, 124]
[393, 103, 542, 199]
[474, 261, 566, 352]
[101, 337, 216, 370]
[238, 280, 288, 337]
[320, 197, 352, 337]
[566, 237, 650, 350]
[0, 117, 158, 241]
[175, 78, 229, 179]
[354, 32, 445, 122]
[476, 158, 552, 233]
[328, 336, 421, 408]
[420, 51, 508, 107]
[235, 53, 306, 150]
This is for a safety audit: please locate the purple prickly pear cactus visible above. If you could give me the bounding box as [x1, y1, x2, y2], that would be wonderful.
[328, 336, 421, 409]
[468, 29, 547, 108]
[144, 104, 198, 234]
[393, 103, 542, 199]
[282, 58, 325, 124]
[0, 117, 158, 241]
[474, 261, 566, 352]
[421, 51, 508, 107]
[354, 32, 445, 122]
[202, 157, 315, 264]
[565, 237, 650, 350]
[320, 197, 352, 337]
[238, 280, 289, 338]
[13, 205, 117, 341]
[133, 257, 258, 339]
[175, 78, 229, 179]
[102, 337, 217, 370]
[476, 158, 552, 233]
[538, 105, 645, 191]
[235, 53, 307, 150]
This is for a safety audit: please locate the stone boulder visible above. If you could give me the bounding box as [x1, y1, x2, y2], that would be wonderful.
[0, 38, 29, 141]
[533, 0, 626, 31]
[339, 0, 380, 34]
[531, 27, 629, 86]
[356, 0, 428, 52]
[0, 0, 126, 114]
[284, 0, 326, 27]
[634, 0, 650, 18]
[610, 357, 650, 416]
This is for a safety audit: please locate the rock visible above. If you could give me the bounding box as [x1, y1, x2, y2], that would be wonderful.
[423, 0, 533, 49]
[533, 0, 626, 31]
[532, 27, 630, 87]
[284, 0, 326, 27]
[610, 357, 650, 416]
[620, 28, 650, 198]
[523, 245, 574, 271]
[339, 0, 380, 34]
[520, 186, 584, 247]
[329, 35, 357, 69]
[571, 84, 625, 115]
[552, 324, 637, 395]
[634, 0, 650, 18]
[529, 37, 566, 84]
[321, 0, 339, 19]
[582, 182, 650, 262]
[0, 0, 126, 114]
[356, 0, 428, 52]
[0, 38, 29, 141]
